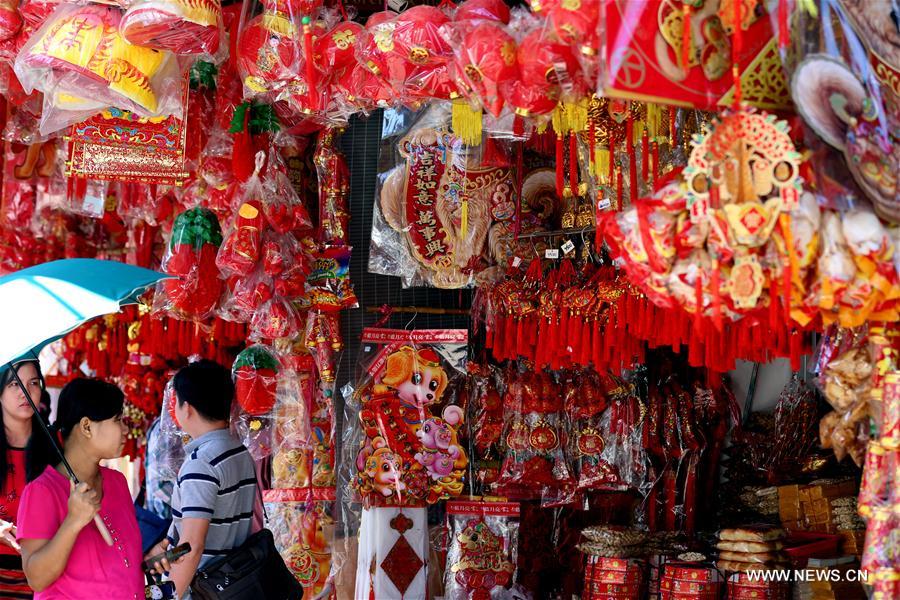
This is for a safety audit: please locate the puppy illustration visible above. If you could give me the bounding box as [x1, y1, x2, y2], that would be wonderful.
[382, 346, 449, 407]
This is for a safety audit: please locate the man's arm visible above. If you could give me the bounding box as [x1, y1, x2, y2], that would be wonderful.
[168, 518, 209, 599]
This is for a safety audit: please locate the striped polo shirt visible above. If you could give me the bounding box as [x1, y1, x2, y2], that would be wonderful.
[167, 429, 257, 568]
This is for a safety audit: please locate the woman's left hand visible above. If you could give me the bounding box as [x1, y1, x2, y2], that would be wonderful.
[0, 520, 20, 552]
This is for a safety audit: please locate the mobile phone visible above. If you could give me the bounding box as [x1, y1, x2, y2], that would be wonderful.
[143, 542, 191, 571]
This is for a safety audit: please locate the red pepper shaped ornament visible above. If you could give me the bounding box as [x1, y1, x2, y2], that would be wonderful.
[232, 344, 281, 416]
[158, 207, 224, 320]
[217, 199, 265, 277]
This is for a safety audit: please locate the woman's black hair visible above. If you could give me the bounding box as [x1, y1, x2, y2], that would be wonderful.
[55, 378, 124, 440]
[0, 361, 57, 492]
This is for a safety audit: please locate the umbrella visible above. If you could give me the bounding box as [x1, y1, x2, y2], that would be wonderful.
[0, 259, 170, 545]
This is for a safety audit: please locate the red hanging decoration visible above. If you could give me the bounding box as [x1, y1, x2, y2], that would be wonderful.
[778, 0, 789, 49]
[681, 2, 692, 71]
[555, 134, 564, 198]
[568, 133, 578, 197]
[732, 0, 743, 108]
[640, 126, 649, 182]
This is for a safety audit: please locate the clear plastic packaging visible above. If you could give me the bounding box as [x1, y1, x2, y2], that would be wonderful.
[120, 0, 223, 56]
[335, 328, 468, 599]
[154, 206, 224, 321]
[264, 495, 335, 598]
[14, 3, 184, 134]
[230, 344, 283, 459]
[444, 500, 520, 600]
[370, 103, 517, 288]
[493, 369, 574, 503]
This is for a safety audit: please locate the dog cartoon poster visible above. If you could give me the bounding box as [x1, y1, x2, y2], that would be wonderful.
[348, 328, 469, 508]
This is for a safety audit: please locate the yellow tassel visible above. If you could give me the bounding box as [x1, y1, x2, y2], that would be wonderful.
[461, 198, 469, 240]
[596, 147, 609, 182]
[646, 103, 660, 141]
[551, 103, 567, 136]
[536, 120, 548, 135]
[452, 98, 482, 146]
[632, 118, 643, 145]
[565, 99, 589, 133]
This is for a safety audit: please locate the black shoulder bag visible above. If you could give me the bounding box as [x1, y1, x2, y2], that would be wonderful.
[189, 462, 303, 599]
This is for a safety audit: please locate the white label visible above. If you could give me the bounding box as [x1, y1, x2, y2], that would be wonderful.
[545, 248, 559, 259]
[512, 256, 522, 267]
[597, 198, 611, 210]
[561, 240, 575, 255]
[81, 193, 105, 218]
[364, 345, 371, 353]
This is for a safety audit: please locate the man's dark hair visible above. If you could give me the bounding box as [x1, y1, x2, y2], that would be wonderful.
[174, 359, 234, 422]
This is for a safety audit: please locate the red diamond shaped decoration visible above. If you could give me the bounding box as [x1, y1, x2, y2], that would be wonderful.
[381, 534, 423, 595]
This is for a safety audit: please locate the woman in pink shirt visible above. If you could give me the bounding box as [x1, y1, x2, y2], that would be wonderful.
[16, 379, 143, 599]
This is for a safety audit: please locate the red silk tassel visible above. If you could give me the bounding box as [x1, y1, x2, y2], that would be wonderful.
[768, 275, 780, 331]
[588, 119, 596, 176]
[710, 258, 723, 331]
[681, 2, 692, 71]
[569, 133, 578, 196]
[652, 141, 660, 186]
[694, 273, 703, 332]
[641, 127, 649, 182]
[778, 0, 790, 49]
[556, 135, 564, 198]
[782, 264, 792, 326]
[513, 114, 524, 138]
[303, 19, 317, 111]
[626, 114, 636, 201]
[608, 129, 617, 183]
[732, 0, 743, 107]
[515, 142, 524, 237]
[615, 166, 623, 209]
[669, 107, 676, 144]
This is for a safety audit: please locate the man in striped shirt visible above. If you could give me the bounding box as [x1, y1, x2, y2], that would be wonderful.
[146, 360, 257, 599]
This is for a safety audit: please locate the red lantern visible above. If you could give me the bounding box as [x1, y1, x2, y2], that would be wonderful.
[455, 22, 518, 117]
[454, 0, 510, 24]
[120, 0, 222, 55]
[237, 13, 301, 96]
[516, 29, 582, 93]
[503, 79, 558, 117]
[316, 20, 362, 74]
[388, 5, 455, 102]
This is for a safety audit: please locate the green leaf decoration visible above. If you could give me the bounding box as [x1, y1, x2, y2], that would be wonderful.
[229, 102, 251, 134]
[170, 207, 223, 249]
[234, 345, 280, 372]
[248, 103, 281, 135]
[190, 61, 218, 91]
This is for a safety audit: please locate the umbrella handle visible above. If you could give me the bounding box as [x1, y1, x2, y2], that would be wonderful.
[94, 514, 113, 546]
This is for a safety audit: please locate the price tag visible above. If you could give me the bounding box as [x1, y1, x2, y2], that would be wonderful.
[545, 248, 559, 259]
[512, 256, 522, 267]
[561, 239, 575, 255]
[597, 198, 611, 211]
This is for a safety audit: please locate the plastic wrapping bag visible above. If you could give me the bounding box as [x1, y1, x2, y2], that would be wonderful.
[230, 344, 284, 459]
[370, 103, 517, 288]
[337, 328, 468, 600]
[262, 149, 312, 233]
[264, 495, 335, 597]
[466, 364, 504, 491]
[121, 0, 222, 55]
[306, 245, 356, 311]
[444, 500, 520, 600]
[155, 206, 224, 321]
[14, 3, 183, 134]
[216, 175, 267, 278]
[494, 369, 574, 503]
[146, 378, 186, 519]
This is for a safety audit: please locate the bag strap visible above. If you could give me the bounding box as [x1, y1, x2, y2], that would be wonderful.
[248, 448, 268, 524]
